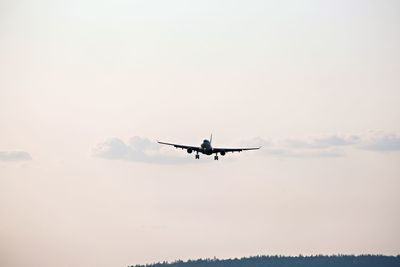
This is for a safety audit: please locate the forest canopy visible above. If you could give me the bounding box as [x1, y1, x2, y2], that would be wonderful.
[130, 255, 400, 267]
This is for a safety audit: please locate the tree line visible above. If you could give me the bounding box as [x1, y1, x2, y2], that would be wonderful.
[129, 255, 400, 267]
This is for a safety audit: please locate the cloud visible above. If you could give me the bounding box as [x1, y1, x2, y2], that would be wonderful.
[360, 132, 400, 152]
[93, 132, 400, 164]
[92, 137, 189, 165]
[0, 150, 32, 161]
[243, 131, 400, 158]
[242, 136, 344, 158]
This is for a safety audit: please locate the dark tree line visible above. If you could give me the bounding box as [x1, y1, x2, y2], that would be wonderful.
[129, 255, 400, 267]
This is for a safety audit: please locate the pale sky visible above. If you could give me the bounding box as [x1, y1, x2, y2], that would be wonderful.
[1, 1, 400, 267]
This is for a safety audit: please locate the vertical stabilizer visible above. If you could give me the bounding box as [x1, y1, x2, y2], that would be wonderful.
[210, 133, 213, 144]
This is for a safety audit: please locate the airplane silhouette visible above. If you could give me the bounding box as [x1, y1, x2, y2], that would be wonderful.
[157, 134, 260, 160]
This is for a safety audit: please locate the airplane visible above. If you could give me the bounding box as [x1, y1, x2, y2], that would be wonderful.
[157, 134, 260, 160]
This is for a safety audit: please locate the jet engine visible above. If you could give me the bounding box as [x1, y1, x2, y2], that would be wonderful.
[220, 151, 226, 156]
[187, 148, 193, 154]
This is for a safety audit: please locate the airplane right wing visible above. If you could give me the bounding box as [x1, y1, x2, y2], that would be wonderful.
[157, 141, 201, 152]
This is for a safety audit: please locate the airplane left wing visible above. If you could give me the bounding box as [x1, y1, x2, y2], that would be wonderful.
[213, 147, 261, 153]
[157, 141, 201, 152]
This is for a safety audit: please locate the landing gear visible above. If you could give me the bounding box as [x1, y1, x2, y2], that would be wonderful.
[195, 154, 200, 159]
[214, 154, 219, 160]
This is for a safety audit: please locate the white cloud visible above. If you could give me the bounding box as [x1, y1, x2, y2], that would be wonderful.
[242, 136, 344, 158]
[0, 150, 32, 161]
[92, 136, 189, 164]
[243, 132, 400, 158]
[360, 131, 400, 152]
[93, 132, 400, 164]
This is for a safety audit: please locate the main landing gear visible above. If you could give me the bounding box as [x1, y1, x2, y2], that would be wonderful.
[194, 153, 219, 160]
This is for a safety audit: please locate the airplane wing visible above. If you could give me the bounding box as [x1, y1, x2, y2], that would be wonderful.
[157, 141, 201, 152]
[213, 147, 261, 153]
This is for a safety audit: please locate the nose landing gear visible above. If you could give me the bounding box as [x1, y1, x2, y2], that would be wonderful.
[214, 154, 219, 160]
[195, 153, 200, 159]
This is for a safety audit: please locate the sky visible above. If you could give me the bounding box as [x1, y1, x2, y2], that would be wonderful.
[1, 0, 400, 266]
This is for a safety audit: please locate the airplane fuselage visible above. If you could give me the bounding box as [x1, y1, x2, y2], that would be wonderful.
[200, 139, 213, 155]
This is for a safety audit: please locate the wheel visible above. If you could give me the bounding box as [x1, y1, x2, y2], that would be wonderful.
[195, 154, 199, 159]
[214, 155, 219, 160]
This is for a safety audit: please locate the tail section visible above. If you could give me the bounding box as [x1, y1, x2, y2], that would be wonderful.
[210, 133, 213, 145]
